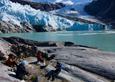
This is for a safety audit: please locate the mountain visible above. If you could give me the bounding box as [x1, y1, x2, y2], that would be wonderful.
[0, 0, 106, 33]
[10, 0, 96, 23]
[10, 0, 65, 11]
[85, 0, 115, 28]
[49, 0, 104, 24]
[10, 0, 102, 24]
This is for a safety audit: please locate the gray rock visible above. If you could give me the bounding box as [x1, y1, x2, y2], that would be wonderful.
[0, 37, 115, 82]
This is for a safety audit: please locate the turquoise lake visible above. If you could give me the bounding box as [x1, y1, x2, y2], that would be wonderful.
[0, 31, 115, 52]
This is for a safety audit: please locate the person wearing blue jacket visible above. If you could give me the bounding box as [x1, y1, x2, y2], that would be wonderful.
[45, 62, 63, 81]
[16, 60, 29, 80]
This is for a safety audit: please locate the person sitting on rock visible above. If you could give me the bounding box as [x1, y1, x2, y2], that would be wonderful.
[4, 53, 17, 67]
[36, 51, 44, 63]
[16, 60, 29, 80]
[45, 62, 63, 81]
[36, 51, 47, 69]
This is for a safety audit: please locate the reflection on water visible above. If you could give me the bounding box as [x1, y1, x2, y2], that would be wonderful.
[0, 31, 115, 52]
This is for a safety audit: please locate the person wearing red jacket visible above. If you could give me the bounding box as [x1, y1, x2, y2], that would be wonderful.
[36, 51, 44, 62]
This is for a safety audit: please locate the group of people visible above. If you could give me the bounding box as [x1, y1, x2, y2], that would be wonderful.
[4, 44, 63, 81]
[4, 53, 29, 80]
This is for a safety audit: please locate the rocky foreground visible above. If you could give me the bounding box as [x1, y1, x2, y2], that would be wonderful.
[0, 37, 115, 82]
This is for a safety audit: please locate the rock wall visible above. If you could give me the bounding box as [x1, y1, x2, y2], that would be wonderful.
[85, 0, 115, 27]
[0, 21, 35, 33]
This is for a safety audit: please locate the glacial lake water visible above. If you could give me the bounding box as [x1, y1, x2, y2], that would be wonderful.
[0, 31, 115, 52]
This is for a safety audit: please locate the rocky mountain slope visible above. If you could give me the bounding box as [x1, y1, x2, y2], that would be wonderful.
[10, 0, 65, 11]
[85, 0, 115, 28]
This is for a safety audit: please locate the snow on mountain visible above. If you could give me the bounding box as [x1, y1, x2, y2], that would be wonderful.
[50, 0, 104, 24]
[0, 0, 105, 32]
[50, 0, 91, 19]
[51, 3, 88, 17]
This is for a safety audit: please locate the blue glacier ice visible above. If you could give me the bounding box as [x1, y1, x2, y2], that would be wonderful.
[67, 23, 105, 31]
[0, 0, 106, 31]
[33, 0, 92, 5]
[0, 0, 75, 30]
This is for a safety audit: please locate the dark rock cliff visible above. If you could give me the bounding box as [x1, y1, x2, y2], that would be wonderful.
[85, 0, 115, 28]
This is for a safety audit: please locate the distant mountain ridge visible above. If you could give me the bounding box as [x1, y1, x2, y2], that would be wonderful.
[10, 0, 65, 11]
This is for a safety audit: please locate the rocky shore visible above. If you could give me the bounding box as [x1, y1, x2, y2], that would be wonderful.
[0, 37, 115, 82]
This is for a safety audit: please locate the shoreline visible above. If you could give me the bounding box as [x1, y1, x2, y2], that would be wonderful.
[1, 30, 115, 53]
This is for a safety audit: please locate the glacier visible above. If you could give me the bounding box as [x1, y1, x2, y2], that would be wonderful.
[0, 0, 74, 30]
[33, 0, 92, 5]
[0, 0, 106, 32]
[67, 23, 105, 31]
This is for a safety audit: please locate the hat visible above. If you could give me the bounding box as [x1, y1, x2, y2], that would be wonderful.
[21, 60, 29, 66]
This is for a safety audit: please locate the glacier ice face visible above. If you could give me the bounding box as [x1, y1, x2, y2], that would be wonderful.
[0, 0, 105, 32]
[33, 0, 92, 5]
[0, 0, 74, 30]
[67, 22, 105, 31]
